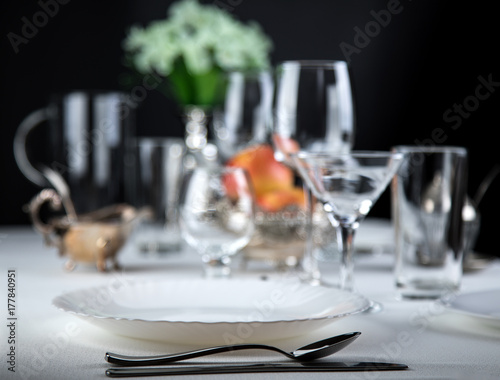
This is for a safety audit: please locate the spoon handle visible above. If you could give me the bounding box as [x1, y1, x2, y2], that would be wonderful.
[106, 344, 287, 366]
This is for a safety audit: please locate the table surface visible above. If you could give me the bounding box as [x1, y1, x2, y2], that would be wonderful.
[1, 220, 499, 380]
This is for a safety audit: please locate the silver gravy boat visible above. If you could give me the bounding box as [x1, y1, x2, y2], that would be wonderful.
[27, 167, 150, 272]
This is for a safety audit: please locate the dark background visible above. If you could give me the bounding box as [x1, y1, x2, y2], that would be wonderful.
[1, 1, 499, 255]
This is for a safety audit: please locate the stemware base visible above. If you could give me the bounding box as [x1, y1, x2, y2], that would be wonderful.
[365, 300, 384, 314]
[202, 255, 232, 278]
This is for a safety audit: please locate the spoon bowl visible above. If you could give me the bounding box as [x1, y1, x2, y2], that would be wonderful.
[291, 332, 361, 361]
[105, 332, 361, 366]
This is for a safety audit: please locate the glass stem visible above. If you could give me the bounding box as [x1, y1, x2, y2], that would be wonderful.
[302, 186, 321, 284]
[336, 223, 356, 291]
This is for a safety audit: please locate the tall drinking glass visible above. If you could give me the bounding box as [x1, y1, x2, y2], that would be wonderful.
[272, 61, 356, 282]
[392, 146, 468, 299]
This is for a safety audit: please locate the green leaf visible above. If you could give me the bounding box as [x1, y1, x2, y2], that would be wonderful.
[191, 67, 225, 107]
[168, 59, 193, 105]
[168, 59, 226, 108]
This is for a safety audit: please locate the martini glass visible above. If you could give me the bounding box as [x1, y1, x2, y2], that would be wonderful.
[272, 60, 355, 283]
[292, 151, 404, 291]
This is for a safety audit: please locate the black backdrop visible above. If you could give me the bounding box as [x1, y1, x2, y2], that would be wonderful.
[2, 0, 499, 255]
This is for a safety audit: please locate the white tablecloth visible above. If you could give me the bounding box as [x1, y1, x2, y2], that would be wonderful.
[1, 221, 499, 380]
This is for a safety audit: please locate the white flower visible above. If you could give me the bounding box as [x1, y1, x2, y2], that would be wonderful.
[123, 0, 272, 76]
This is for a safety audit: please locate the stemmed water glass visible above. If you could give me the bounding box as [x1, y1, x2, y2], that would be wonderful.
[273, 60, 355, 163]
[292, 151, 404, 291]
[272, 60, 355, 282]
[178, 167, 255, 278]
[212, 70, 274, 162]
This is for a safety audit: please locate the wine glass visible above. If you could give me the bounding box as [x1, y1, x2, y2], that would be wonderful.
[212, 70, 274, 163]
[292, 151, 404, 291]
[273, 60, 355, 164]
[272, 60, 355, 282]
[178, 167, 255, 278]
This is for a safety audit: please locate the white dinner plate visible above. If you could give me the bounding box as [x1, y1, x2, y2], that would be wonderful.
[53, 279, 370, 344]
[441, 289, 500, 328]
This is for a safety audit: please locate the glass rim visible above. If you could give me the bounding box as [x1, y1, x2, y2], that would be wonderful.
[294, 150, 404, 160]
[224, 68, 273, 77]
[392, 145, 467, 156]
[50, 90, 128, 98]
[277, 60, 349, 69]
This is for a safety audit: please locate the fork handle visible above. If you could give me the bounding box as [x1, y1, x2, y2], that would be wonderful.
[105, 344, 287, 366]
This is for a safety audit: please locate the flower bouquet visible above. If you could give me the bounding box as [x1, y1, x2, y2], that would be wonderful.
[123, 0, 272, 109]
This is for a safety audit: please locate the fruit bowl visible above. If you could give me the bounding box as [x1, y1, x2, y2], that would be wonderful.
[225, 143, 334, 269]
[242, 204, 333, 268]
[243, 206, 307, 267]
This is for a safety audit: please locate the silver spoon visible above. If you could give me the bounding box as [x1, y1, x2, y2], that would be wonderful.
[105, 332, 361, 366]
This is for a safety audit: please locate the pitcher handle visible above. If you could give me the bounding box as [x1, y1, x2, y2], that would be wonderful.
[27, 189, 65, 251]
[13, 108, 50, 186]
